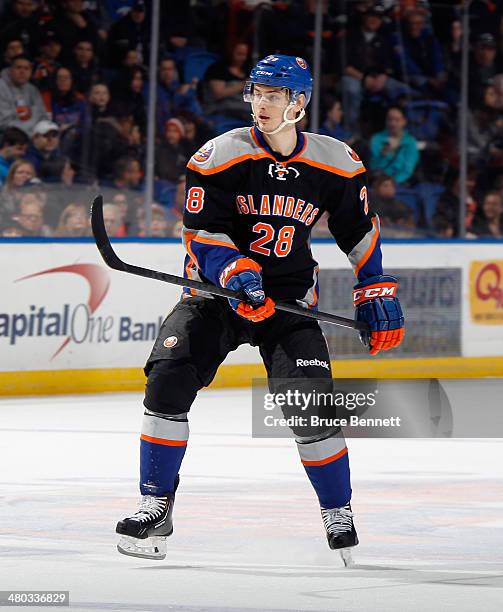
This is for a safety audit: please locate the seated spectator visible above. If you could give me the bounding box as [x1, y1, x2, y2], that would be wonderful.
[87, 102, 141, 180]
[0, 158, 37, 220]
[67, 39, 104, 96]
[432, 169, 479, 237]
[107, 1, 149, 67]
[150, 57, 202, 136]
[43, 67, 86, 134]
[369, 106, 419, 184]
[370, 174, 415, 230]
[0, 54, 49, 136]
[51, 0, 101, 64]
[203, 42, 250, 122]
[0, 126, 29, 185]
[469, 33, 501, 108]
[136, 203, 171, 237]
[24, 120, 67, 178]
[32, 31, 62, 91]
[319, 98, 351, 142]
[467, 84, 503, 166]
[473, 191, 503, 238]
[342, 5, 410, 136]
[13, 191, 51, 236]
[0, 38, 25, 70]
[54, 202, 89, 237]
[0, 219, 25, 237]
[111, 66, 147, 135]
[110, 156, 143, 192]
[155, 118, 191, 182]
[0, 0, 41, 57]
[178, 111, 214, 156]
[394, 9, 447, 98]
[102, 202, 123, 237]
[86, 82, 111, 122]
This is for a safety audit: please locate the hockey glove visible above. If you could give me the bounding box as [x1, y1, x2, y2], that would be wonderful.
[353, 275, 405, 355]
[220, 257, 275, 323]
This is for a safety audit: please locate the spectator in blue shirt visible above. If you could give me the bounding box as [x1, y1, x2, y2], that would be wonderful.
[0, 126, 29, 185]
[144, 57, 202, 136]
[318, 98, 352, 142]
[370, 106, 419, 184]
[395, 9, 447, 97]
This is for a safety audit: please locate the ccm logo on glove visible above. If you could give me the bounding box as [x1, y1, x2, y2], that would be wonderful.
[353, 283, 397, 305]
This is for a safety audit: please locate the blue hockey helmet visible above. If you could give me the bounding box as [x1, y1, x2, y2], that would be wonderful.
[243, 55, 313, 107]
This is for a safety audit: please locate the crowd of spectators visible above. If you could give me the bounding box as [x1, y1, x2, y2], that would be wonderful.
[0, 0, 502, 239]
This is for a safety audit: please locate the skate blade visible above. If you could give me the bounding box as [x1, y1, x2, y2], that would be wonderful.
[117, 535, 168, 560]
[339, 547, 355, 568]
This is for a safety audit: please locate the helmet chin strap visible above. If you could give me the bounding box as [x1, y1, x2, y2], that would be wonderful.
[252, 103, 306, 136]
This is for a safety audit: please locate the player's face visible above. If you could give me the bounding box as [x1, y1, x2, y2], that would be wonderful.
[251, 85, 290, 131]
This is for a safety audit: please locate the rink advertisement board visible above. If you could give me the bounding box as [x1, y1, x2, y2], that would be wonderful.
[319, 268, 461, 359]
[1, 240, 503, 376]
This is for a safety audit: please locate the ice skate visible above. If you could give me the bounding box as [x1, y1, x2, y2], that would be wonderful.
[116, 493, 174, 560]
[321, 503, 358, 567]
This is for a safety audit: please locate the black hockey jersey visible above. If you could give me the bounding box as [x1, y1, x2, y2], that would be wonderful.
[182, 126, 382, 306]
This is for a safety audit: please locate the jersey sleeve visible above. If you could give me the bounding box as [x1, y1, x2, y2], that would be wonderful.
[182, 165, 243, 287]
[325, 171, 383, 281]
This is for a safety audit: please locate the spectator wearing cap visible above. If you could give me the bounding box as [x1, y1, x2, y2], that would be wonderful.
[0, 39, 25, 70]
[369, 106, 419, 184]
[0, 0, 42, 57]
[342, 5, 411, 136]
[25, 120, 67, 179]
[469, 33, 502, 108]
[33, 31, 63, 91]
[0, 127, 30, 186]
[148, 57, 202, 136]
[155, 118, 191, 182]
[0, 54, 49, 136]
[394, 9, 447, 97]
[107, 2, 150, 68]
[51, 0, 101, 64]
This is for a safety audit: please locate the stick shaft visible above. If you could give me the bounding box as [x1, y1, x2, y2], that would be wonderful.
[90, 196, 368, 332]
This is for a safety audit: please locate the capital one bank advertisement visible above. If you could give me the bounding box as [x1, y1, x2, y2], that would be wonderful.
[0, 242, 183, 372]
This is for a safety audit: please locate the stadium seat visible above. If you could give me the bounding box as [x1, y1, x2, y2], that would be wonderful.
[395, 188, 423, 225]
[413, 182, 445, 228]
[405, 100, 449, 142]
[183, 51, 219, 82]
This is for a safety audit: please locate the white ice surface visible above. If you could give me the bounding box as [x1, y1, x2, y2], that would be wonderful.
[1, 389, 502, 612]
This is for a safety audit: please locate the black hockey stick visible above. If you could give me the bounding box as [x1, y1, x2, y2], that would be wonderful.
[90, 195, 368, 332]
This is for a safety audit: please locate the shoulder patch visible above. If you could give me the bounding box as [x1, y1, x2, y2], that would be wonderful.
[192, 140, 215, 165]
[343, 142, 361, 163]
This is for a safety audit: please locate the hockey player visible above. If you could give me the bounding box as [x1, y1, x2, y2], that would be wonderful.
[116, 55, 404, 561]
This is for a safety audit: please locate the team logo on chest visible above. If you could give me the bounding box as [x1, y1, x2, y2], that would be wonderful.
[268, 162, 300, 181]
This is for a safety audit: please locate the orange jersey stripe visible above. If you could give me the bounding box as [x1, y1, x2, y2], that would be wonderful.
[140, 434, 188, 447]
[301, 446, 348, 467]
[187, 152, 272, 175]
[354, 216, 380, 277]
[295, 158, 366, 178]
[191, 235, 239, 250]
